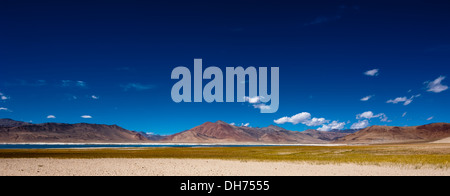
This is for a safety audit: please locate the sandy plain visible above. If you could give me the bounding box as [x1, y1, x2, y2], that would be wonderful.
[1, 158, 448, 176]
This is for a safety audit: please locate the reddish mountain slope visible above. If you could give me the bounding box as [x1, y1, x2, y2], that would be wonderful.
[335, 123, 450, 144]
[162, 121, 328, 144]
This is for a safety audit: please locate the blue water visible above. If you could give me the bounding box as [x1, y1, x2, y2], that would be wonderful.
[0, 144, 274, 149]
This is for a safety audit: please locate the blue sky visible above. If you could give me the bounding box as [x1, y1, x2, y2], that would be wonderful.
[1, 0, 449, 135]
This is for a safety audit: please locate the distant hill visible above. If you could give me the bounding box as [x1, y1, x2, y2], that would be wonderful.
[0, 119, 31, 128]
[302, 129, 356, 141]
[162, 121, 333, 144]
[329, 129, 360, 134]
[0, 120, 149, 143]
[138, 132, 167, 141]
[335, 123, 450, 144]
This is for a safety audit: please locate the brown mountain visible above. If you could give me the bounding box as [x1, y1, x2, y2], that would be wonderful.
[335, 123, 450, 144]
[162, 121, 328, 144]
[302, 129, 356, 141]
[0, 120, 149, 143]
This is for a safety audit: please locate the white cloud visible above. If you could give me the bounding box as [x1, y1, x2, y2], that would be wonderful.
[244, 96, 271, 111]
[351, 120, 370, 129]
[274, 112, 312, 125]
[305, 117, 329, 127]
[274, 113, 348, 130]
[403, 99, 413, 106]
[244, 96, 261, 104]
[81, 115, 92, 119]
[364, 69, 379, 76]
[356, 111, 390, 122]
[402, 112, 407, 117]
[230, 122, 250, 127]
[0, 92, 9, 100]
[0, 107, 9, 111]
[91, 95, 99, 100]
[274, 117, 290, 124]
[356, 111, 374, 119]
[387, 97, 408, 104]
[387, 94, 421, 106]
[425, 76, 448, 93]
[427, 116, 434, 121]
[47, 115, 56, 119]
[317, 121, 346, 131]
[357, 111, 380, 119]
[353, 111, 390, 129]
[360, 95, 373, 101]
[379, 116, 390, 122]
[274, 112, 330, 127]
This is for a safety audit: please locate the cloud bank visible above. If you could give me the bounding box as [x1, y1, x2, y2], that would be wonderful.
[274, 112, 346, 131]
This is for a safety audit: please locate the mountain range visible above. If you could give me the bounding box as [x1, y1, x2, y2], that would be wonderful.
[0, 119, 147, 143]
[161, 120, 345, 144]
[0, 118, 449, 144]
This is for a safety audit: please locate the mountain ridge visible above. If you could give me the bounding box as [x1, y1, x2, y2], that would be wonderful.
[161, 121, 350, 144]
[0, 120, 149, 143]
[1, 119, 449, 144]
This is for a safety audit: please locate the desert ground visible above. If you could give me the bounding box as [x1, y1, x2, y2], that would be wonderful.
[0, 144, 449, 176]
[0, 158, 449, 176]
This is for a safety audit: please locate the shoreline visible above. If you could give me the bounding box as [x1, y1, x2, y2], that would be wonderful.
[0, 142, 347, 147]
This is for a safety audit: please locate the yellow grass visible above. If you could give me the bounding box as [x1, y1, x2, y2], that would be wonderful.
[0, 143, 448, 168]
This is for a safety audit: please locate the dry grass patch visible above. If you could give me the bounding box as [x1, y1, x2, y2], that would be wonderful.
[0, 143, 448, 168]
